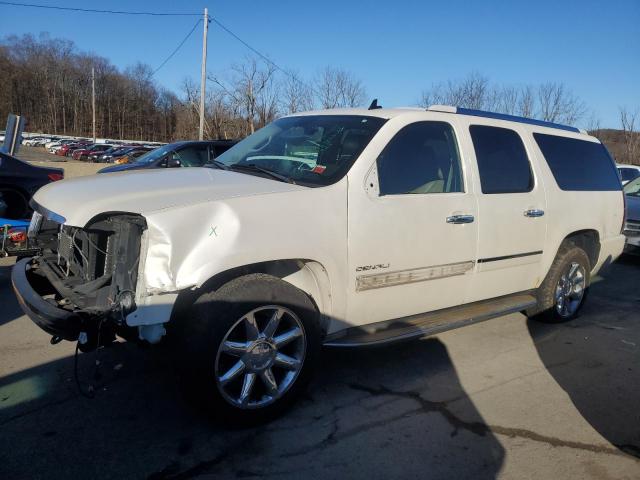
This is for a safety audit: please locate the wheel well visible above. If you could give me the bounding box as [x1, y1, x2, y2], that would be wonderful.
[169, 259, 331, 333]
[0, 186, 29, 219]
[563, 230, 600, 268]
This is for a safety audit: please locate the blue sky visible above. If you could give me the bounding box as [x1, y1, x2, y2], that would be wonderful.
[1, 0, 638, 128]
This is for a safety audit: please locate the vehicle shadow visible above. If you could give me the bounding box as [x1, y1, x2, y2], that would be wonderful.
[527, 255, 640, 459]
[0, 336, 505, 479]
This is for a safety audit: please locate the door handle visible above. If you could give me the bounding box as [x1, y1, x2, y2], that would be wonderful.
[446, 214, 475, 224]
[524, 209, 545, 218]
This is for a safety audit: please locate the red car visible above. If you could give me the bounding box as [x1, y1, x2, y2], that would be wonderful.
[72, 144, 113, 161]
[57, 142, 89, 157]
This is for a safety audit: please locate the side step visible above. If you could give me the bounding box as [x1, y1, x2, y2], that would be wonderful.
[323, 292, 537, 347]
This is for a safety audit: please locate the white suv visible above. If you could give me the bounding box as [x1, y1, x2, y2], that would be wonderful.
[12, 105, 625, 424]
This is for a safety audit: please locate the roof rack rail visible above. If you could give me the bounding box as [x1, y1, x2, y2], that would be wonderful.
[426, 105, 580, 133]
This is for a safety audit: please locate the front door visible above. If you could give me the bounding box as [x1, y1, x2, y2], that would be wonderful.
[346, 120, 478, 328]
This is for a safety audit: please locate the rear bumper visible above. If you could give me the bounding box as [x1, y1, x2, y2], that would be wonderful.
[11, 258, 81, 340]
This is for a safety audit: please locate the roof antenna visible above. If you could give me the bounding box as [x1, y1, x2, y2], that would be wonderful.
[368, 98, 382, 110]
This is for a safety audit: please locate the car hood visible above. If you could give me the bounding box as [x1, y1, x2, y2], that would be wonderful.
[32, 167, 305, 226]
[98, 162, 149, 173]
[627, 194, 640, 221]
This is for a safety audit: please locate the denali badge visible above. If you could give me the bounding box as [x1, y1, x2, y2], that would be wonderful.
[356, 263, 390, 272]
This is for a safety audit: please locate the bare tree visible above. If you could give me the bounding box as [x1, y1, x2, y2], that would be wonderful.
[419, 72, 490, 109]
[537, 82, 586, 124]
[517, 85, 535, 118]
[281, 71, 314, 114]
[585, 111, 602, 139]
[210, 56, 278, 135]
[620, 107, 640, 165]
[315, 66, 366, 109]
[0, 33, 182, 141]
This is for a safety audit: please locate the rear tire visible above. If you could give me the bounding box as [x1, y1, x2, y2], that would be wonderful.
[176, 274, 321, 426]
[528, 243, 591, 323]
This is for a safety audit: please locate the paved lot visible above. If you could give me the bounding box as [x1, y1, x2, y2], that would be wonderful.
[2, 145, 640, 478]
[1, 251, 639, 479]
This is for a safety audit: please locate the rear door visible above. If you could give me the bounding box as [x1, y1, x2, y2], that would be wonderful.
[462, 123, 548, 302]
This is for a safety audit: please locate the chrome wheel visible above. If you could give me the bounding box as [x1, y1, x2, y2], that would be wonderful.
[214, 305, 306, 409]
[554, 262, 586, 318]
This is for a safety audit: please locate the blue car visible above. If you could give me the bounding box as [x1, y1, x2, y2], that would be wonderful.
[98, 140, 237, 173]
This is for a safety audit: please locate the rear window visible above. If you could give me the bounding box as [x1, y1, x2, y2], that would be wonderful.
[533, 133, 621, 191]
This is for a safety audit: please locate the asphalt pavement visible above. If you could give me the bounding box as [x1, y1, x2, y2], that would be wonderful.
[1, 146, 639, 479]
[1, 253, 639, 479]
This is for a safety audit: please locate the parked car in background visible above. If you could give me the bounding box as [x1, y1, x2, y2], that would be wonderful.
[34, 137, 58, 147]
[0, 151, 63, 219]
[58, 142, 90, 157]
[97, 146, 150, 163]
[98, 140, 236, 173]
[88, 145, 128, 162]
[617, 164, 640, 185]
[15, 106, 624, 424]
[22, 137, 51, 146]
[113, 148, 155, 165]
[72, 144, 113, 161]
[47, 139, 76, 153]
[623, 176, 640, 254]
[99, 146, 136, 163]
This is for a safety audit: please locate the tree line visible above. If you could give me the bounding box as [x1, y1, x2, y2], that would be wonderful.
[1, 33, 637, 164]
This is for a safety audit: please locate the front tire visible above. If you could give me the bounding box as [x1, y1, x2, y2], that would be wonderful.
[528, 243, 590, 323]
[177, 274, 321, 425]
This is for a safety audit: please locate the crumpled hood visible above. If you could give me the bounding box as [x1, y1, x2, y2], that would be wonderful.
[627, 194, 640, 221]
[32, 167, 304, 226]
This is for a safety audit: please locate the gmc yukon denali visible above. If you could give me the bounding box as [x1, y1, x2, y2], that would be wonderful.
[12, 105, 625, 424]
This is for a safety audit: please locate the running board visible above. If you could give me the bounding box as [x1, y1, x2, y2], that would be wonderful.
[323, 293, 537, 347]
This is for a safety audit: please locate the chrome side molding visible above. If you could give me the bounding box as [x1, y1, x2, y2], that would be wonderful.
[356, 261, 475, 292]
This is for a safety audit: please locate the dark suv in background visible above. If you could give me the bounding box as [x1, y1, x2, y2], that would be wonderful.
[98, 140, 237, 173]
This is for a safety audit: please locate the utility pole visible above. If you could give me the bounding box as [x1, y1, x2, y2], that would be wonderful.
[199, 7, 208, 140]
[91, 66, 96, 143]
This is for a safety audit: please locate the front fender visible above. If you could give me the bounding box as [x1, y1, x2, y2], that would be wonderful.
[134, 182, 348, 328]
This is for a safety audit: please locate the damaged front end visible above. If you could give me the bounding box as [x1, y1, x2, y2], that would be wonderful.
[11, 210, 146, 351]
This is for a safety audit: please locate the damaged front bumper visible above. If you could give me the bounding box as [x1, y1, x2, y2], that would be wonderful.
[11, 212, 148, 348]
[12, 257, 81, 340]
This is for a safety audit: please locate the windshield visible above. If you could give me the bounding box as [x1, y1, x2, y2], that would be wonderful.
[212, 115, 387, 186]
[624, 176, 640, 197]
[133, 144, 171, 164]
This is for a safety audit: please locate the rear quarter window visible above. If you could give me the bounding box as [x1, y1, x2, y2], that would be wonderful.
[533, 133, 621, 191]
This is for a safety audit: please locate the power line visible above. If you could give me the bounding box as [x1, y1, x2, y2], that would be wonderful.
[152, 19, 202, 75]
[2, 1, 319, 95]
[0, 1, 200, 16]
[210, 17, 320, 96]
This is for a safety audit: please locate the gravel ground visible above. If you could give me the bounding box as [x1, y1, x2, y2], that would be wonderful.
[17, 145, 105, 178]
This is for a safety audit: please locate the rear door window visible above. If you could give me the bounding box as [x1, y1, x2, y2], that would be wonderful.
[533, 133, 621, 191]
[469, 125, 533, 194]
